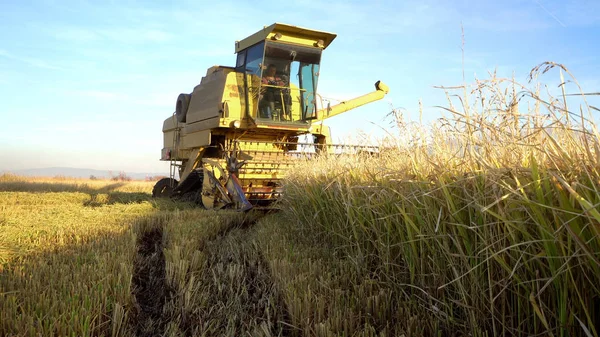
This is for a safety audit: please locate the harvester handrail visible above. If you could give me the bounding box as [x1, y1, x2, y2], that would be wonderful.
[261, 84, 307, 92]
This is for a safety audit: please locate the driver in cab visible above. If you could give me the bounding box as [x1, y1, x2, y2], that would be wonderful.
[260, 64, 291, 120]
[262, 64, 287, 86]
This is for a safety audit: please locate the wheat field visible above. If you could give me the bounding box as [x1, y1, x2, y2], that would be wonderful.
[1, 62, 599, 336]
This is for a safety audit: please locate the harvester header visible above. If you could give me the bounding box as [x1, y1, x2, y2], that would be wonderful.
[153, 23, 389, 210]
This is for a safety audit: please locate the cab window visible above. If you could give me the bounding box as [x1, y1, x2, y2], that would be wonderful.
[235, 50, 246, 70]
[256, 41, 322, 124]
[245, 42, 265, 76]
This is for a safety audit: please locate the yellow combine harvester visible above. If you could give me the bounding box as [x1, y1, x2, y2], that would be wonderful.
[153, 23, 389, 210]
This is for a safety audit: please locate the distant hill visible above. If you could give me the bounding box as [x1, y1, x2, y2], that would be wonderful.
[4, 167, 169, 180]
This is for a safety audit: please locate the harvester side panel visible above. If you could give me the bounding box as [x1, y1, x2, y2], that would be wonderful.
[162, 117, 178, 155]
[179, 68, 248, 150]
[182, 130, 211, 149]
[186, 66, 228, 124]
[222, 72, 246, 119]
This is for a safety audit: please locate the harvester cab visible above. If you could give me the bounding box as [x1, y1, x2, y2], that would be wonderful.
[153, 23, 389, 210]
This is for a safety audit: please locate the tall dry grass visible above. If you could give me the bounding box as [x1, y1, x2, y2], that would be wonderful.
[271, 62, 600, 336]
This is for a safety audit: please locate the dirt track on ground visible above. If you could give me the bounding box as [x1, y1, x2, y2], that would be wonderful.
[131, 213, 292, 336]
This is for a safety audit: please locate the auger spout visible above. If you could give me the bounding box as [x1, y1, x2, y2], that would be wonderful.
[314, 81, 389, 121]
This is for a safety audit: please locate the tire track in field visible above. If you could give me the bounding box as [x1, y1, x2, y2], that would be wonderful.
[131, 223, 169, 337]
[129, 212, 293, 336]
[182, 213, 294, 336]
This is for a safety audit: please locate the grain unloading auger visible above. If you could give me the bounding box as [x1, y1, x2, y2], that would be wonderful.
[152, 23, 389, 210]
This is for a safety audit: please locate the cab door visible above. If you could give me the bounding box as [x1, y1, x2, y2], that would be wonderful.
[235, 41, 265, 119]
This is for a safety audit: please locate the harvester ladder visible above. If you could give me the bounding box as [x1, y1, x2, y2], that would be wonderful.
[169, 113, 181, 187]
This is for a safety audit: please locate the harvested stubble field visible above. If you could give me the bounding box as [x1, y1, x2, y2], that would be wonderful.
[1, 63, 599, 336]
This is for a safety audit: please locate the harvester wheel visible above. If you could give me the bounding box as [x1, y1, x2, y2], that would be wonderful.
[175, 93, 191, 123]
[152, 177, 178, 198]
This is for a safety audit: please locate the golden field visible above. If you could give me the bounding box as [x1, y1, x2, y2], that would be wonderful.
[1, 63, 599, 336]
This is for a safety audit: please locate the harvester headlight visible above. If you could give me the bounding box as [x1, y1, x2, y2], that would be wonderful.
[272, 33, 282, 40]
[315, 39, 324, 48]
[232, 120, 241, 128]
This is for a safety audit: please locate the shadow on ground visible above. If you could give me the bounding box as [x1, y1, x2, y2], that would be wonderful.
[0, 181, 127, 194]
[0, 224, 141, 336]
[83, 191, 153, 207]
[0, 180, 189, 209]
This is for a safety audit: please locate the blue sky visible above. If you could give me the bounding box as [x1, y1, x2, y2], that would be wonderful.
[1, 0, 598, 173]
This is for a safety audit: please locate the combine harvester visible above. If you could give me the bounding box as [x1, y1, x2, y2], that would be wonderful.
[152, 23, 389, 210]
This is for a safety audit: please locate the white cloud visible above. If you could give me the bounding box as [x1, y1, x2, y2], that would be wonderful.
[77, 90, 126, 100]
[62, 88, 176, 109]
[544, 0, 600, 27]
[97, 28, 174, 43]
[52, 27, 99, 42]
[184, 48, 232, 58]
[0, 49, 65, 70]
[51, 26, 174, 44]
[22, 57, 64, 70]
